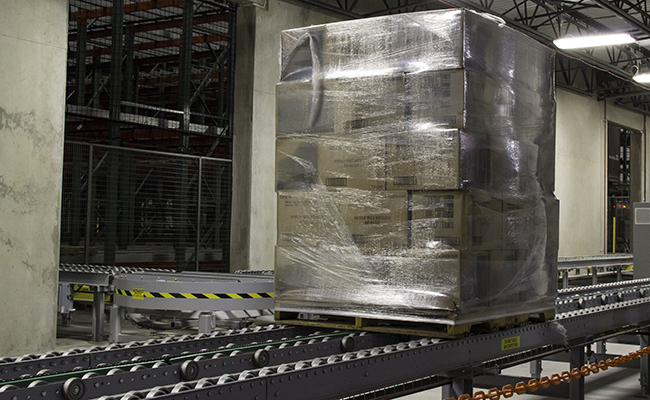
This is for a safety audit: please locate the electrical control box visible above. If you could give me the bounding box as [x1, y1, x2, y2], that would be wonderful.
[633, 202, 650, 278]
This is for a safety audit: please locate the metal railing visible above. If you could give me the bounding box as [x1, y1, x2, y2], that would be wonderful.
[60, 141, 231, 271]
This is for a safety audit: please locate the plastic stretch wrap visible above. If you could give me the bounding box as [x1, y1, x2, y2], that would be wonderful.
[281, 9, 553, 93]
[275, 9, 558, 325]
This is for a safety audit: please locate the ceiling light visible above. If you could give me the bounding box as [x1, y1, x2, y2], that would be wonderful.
[553, 33, 635, 49]
[634, 73, 650, 83]
[633, 63, 650, 83]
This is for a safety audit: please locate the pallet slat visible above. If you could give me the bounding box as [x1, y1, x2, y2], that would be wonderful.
[275, 309, 556, 339]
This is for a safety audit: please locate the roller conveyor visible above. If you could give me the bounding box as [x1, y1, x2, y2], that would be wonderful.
[58, 265, 275, 342]
[113, 271, 274, 311]
[6, 279, 650, 400]
[58, 264, 179, 342]
[557, 255, 634, 288]
[0, 330, 399, 400]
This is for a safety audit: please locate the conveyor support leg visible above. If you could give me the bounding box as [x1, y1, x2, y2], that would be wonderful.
[198, 312, 213, 334]
[563, 270, 569, 289]
[530, 359, 542, 380]
[640, 329, 650, 397]
[92, 286, 105, 342]
[569, 345, 585, 400]
[441, 375, 473, 400]
[109, 304, 122, 343]
[591, 268, 598, 286]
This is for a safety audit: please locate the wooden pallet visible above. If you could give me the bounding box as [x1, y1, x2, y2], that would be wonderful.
[275, 309, 556, 339]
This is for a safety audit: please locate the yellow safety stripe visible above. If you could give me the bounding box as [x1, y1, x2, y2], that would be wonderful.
[115, 289, 274, 300]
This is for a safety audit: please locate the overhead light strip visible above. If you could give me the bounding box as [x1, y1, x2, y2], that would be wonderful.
[554, 33, 635, 49]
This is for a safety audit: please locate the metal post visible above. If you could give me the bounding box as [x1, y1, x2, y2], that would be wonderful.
[596, 340, 607, 354]
[124, 23, 135, 110]
[175, 0, 194, 271]
[563, 270, 569, 289]
[221, 163, 231, 271]
[71, 145, 83, 247]
[92, 287, 105, 342]
[569, 345, 586, 400]
[134, 65, 140, 103]
[640, 329, 650, 397]
[198, 312, 212, 334]
[617, 265, 623, 282]
[592, 267, 598, 286]
[195, 58, 206, 126]
[218, 56, 225, 122]
[221, 4, 236, 271]
[530, 359, 542, 380]
[441, 376, 473, 400]
[105, 0, 124, 266]
[227, 4, 236, 159]
[109, 304, 122, 344]
[92, 56, 101, 108]
[85, 145, 94, 265]
[196, 159, 202, 271]
[119, 151, 134, 249]
[76, 19, 87, 108]
[178, 0, 194, 144]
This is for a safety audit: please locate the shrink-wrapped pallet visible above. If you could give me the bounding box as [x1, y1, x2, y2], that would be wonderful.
[274, 9, 558, 327]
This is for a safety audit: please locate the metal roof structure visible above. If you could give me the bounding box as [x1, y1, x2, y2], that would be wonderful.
[280, 0, 650, 114]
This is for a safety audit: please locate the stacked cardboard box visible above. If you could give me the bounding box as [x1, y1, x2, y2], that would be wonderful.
[275, 9, 559, 326]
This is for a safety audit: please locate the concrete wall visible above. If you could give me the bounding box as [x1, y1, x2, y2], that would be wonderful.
[0, 0, 68, 356]
[555, 88, 647, 257]
[231, 0, 338, 271]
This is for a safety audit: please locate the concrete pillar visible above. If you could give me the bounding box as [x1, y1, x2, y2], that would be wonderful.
[230, 0, 338, 271]
[0, 0, 69, 356]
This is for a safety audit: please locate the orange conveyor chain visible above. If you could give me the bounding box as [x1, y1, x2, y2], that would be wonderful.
[445, 345, 650, 400]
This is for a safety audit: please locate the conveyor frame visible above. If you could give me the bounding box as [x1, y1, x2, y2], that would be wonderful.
[3, 280, 650, 399]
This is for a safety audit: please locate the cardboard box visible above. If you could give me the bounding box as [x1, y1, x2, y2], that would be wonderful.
[409, 190, 530, 252]
[488, 136, 540, 195]
[276, 137, 319, 190]
[381, 251, 463, 311]
[275, 245, 323, 289]
[386, 129, 460, 190]
[405, 69, 548, 134]
[470, 195, 503, 250]
[481, 250, 523, 305]
[275, 245, 374, 292]
[281, 9, 555, 93]
[405, 70, 465, 130]
[317, 135, 386, 191]
[501, 196, 535, 250]
[277, 189, 408, 253]
[332, 189, 408, 254]
[277, 191, 328, 247]
[276, 136, 386, 191]
[276, 75, 405, 136]
[409, 191, 468, 250]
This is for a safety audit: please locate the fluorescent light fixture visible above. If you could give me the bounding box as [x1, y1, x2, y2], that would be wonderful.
[633, 73, 650, 83]
[554, 33, 635, 49]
